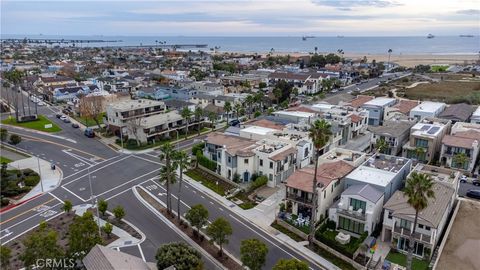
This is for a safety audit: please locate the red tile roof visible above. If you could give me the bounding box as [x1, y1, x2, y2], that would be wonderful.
[392, 100, 419, 114]
[349, 95, 374, 108]
[350, 114, 363, 123]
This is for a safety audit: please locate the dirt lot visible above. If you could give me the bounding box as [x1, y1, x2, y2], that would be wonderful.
[404, 81, 480, 104]
[436, 200, 480, 270]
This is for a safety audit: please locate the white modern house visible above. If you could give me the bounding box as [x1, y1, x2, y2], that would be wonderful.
[361, 97, 397, 126]
[329, 184, 384, 236]
[470, 106, 480, 124]
[409, 102, 446, 120]
[440, 122, 480, 173]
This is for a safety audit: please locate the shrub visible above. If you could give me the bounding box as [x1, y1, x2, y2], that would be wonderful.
[254, 111, 261, 118]
[1, 197, 9, 206]
[127, 139, 139, 147]
[22, 169, 36, 176]
[249, 175, 268, 192]
[233, 173, 241, 183]
[196, 151, 216, 171]
[24, 175, 40, 186]
[191, 143, 205, 156]
[9, 134, 21, 145]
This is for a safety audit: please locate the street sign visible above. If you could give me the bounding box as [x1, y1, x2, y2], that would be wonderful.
[44, 124, 53, 129]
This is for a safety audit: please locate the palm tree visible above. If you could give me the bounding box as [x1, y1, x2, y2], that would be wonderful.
[404, 172, 435, 270]
[414, 147, 426, 163]
[308, 119, 332, 245]
[194, 106, 203, 136]
[245, 95, 254, 118]
[181, 107, 192, 139]
[159, 143, 177, 213]
[254, 92, 264, 112]
[387, 49, 393, 72]
[234, 103, 243, 121]
[452, 152, 469, 170]
[173, 150, 189, 221]
[375, 138, 389, 154]
[207, 111, 216, 129]
[224, 101, 232, 125]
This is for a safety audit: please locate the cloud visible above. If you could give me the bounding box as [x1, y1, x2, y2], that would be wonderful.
[311, 0, 401, 8]
[456, 9, 480, 15]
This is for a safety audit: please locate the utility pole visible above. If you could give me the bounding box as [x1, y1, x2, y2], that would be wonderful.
[88, 167, 102, 236]
[37, 156, 44, 192]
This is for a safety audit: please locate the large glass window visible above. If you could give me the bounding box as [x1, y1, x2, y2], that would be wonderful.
[350, 198, 366, 212]
[338, 216, 365, 234]
[415, 138, 428, 148]
[399, 219, 412, 230]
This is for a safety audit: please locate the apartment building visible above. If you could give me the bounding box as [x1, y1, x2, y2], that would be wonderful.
[106, 99, 167, 133]
[273, 111, 317, 124]
[344, 154, 412, 201]
[382, 180, 455, 259]
[440, 122, 480, 173]
[329, 184, 384, 236]
[409, 102, 446, 120]
[402, 118, 451, 164]
[369, 120, 416, 155]
[361, 97, 397, 126]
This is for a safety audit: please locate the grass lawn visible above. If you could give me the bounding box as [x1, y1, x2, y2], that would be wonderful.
[74, 112, 105, 127]
[0, 156, 13, 164]
[270, 221, 304, 242]
[232, 191, 257, 210]
[405, 81, 480, 104]
[386, 251, 429, 270]
[1, 115, 61, 133]
[185, 168, 228, 196]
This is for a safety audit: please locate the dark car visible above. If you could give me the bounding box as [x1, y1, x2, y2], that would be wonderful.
[473, 180, 480, 186]
[63, 118, 71, 123]
[466, 190, 480, 199]
[71, 123, 79, 128]
[55, 113, 62, 119]
[84, 128, 95, 138]
[229, 119, 240, 127]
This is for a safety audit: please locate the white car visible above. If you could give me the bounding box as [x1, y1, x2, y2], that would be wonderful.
[460, 175, 468, 183]
[37, 101, 46, 106]
[60, 115, 68, 121]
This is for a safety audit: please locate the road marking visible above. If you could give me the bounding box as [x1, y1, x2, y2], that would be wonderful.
[62, 155, 131, 184]
[48, 192, 63, 203]
[132, 155, 163, 165]
[201, 195, 205, 199]
[138, 244, 146, 262]
[219, 208, 224, 211]
[61, 186, 87, 202]
[209, 201, 214, 205]
[62, 149, 98, 166]
[0, 198, 56, 225]
[104, 177, 158, 201]
[95, 169, 161, 198]
[192, 190, 196, 194]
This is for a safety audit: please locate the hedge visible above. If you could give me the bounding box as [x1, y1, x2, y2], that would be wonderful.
[192, 143, 205, 156]
[248, 175, 268, 192]
[196, 150, 217, 171]
[315, 223, 367, 259]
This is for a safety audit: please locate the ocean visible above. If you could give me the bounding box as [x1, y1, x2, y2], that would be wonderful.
[2, 35, 479, 55]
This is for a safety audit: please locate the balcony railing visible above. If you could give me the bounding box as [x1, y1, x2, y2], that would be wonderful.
[393, 226, 432, 244]
[337, 207, 366, 221]
[286, 193, 313, 205]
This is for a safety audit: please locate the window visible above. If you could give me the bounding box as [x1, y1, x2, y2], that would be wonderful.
[415, 138, 428, 148]
[228, 170, 231, 178]
[323, 190, 326, 199]
[418, 224, 424, 229]
[399, 219, 412, 230]
[269, 174, 273, 181]
[387, 211, 393, 219]
[425, 226, 431, 231]
[260, 159, 263, 166]
[338, 216, 365, 234]
[227, 156, 231, 163]
[244, 159, 249, 164]
[331, 184, 334, 192]
[350, 198, 366, 212]
[270, 162, 273, 169]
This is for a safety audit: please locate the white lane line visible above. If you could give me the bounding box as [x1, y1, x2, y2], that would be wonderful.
[61, 186, 87, 202]
[184, 185, 189, 189]
[104, 177, 157, 201]
[201, 195, 205, 199]
[209, 201, 214, 205]
[62, 155, 131, 185]
[192, 190, 196, 194]
[219, 208, 224, 212]
[138, 244, 146, 262]
[95, 170, 160, 198]
[144, 180, 191, 209]
[1, 202, 62, 232]
[132, 155, 163, 165]
[48, 192, 63, 203]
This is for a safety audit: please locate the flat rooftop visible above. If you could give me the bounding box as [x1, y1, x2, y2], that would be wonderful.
[319, 148, 365, 165]
[108, 99, 165, 111]
[274, 110, 316, 118]
[347, 154, 410, 187]
[240, 126, 277, 136]
[411, 101, 446, 113]
[412, 164, 459, 186]
[363, 97, 396, 107]
[411, 122, 446, 137]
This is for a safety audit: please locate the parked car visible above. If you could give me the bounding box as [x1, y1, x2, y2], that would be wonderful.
[466, 189, 480, 199]
[71, 123, 79, 128]
[55, 113, 62, 119]
[63, 118, 71, 123]
[473, 180, 480, 186]
[38, 101, 46, 106]
[60, 115, 68, 121]
[460, 175, 468, 183]
[229, 119, 240, 126]
[84, 128, 95, 138]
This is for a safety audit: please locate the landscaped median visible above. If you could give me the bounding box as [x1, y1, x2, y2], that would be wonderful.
[135, 186, 242, 270]
[1, 115, 61, 132]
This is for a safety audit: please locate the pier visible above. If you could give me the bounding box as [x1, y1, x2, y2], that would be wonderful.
[0, 38, 122, 44]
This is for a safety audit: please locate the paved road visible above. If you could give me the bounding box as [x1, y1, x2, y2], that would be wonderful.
[458, 181, 480, 200]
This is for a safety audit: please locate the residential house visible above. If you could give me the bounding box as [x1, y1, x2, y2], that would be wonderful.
[164, 99, 196, 112]
[440, 122, 480, 173]
[329, 184, 384, 236]
[342, 95, 374, 109]
[409, 102, 446, 120]
[469, 106, 480, 124]
[189, 93, 214, 108]
[267, 71, 311, 93]
[136, 87, 170, 100]
[369, 120, 416, 155]
[344, 154, 412, 201]
[384, 100, 420, 121]
[402, 118, 451, 163]
[273, 111, 317, 124]
[52, 85, 91, 102]
[361, 97, 397, 126]
[438, 103, 475, 123]
[381, 180, 455, 259]
[285, 160, 355, 222]
[83, 244, 156, 270]
[132, 111, 185, 143]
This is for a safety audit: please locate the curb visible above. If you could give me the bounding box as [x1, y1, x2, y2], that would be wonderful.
[104, 210, 147, 249]
[0, 193, 42, 213]
[133, 185, 227, 270]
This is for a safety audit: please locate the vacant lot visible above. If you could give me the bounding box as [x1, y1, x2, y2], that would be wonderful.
[405, 81, 480, 104]
[436, 200, 480, 270]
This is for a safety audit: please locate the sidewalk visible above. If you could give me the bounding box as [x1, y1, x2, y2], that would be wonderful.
[8, 156, 63, 201]
[182, 173, 339, 270]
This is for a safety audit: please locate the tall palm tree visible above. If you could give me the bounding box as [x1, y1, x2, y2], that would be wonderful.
[224, 101, 232, 125]
[375, 138, 389, 154]
[452, 152, 469, 170]
[308, 119, 332, 245]
[387, 49, 393, 72]
[245, 95, 254, 118]
[159, 143, 177, 213]
[234, 103, 243, 121]
[173, 150, 189, 221]
[181, 107, 192, 139]
[254, 92, 264, 112]
[194, 106, 203, 136]
[404, 172, 435, 270]
[207, 111, 216, 129]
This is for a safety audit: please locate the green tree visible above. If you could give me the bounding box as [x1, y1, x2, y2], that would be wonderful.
[159, 142, 177, 213]
[185, 204, 209, 236]
[273, 87, 282, 105]
[63, 200, 73, 214]
[452, 152, 469, 170]
[112, 205, 125, 221]
[174, 150, 189, 221]
[0, 128, 8, 142]
[234, 103, 243, 121]
[272, 258, 309, 270]
[240, 239, 268, 270]
[194, 106, 203, 136]
[404, 172, 435, 270]
[102, 222, 113, 238]
[259, 82, 267, 89]
[207, 111, 216, 128]
[206, 217, 232, 256]
[68, 211, 102, 257]
[156, 242, 203, 270]
[9, 134, 21, 145]
[224, 101, 232, 125]
[181, 107, 193, 139]
[1, 246, 11, 269]
[245, 95, 255, 118]
[308, 119, 332, 245]
[375, 138, 389, 154]
[414, 147, 426, 162]
[98, 199, 108, 217]
[22, 222, 63, 267]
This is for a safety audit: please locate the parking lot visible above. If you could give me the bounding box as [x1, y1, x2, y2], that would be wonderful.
[458, 180, 480, 200]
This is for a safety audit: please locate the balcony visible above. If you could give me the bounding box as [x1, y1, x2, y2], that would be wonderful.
[286, 193, 313, 205]
[337, 207, 366, 221]
[393, 226, 432, 244]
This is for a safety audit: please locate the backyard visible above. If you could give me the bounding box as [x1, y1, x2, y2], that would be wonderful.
[385, 250, 429, 270]
[1, 115, 61, 132]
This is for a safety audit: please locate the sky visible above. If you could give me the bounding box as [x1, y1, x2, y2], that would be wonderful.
[1, 0, 479, 36]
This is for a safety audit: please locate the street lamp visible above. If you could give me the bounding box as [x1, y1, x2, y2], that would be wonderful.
[88, 167, 102, 236]
[37, 155, 44, 192]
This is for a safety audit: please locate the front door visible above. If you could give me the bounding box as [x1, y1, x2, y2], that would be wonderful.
[243, 171, 249, 182]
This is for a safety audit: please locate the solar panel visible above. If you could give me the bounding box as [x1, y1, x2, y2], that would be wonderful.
[420, 125, 431, 131]
[427, 126, 440, 134]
